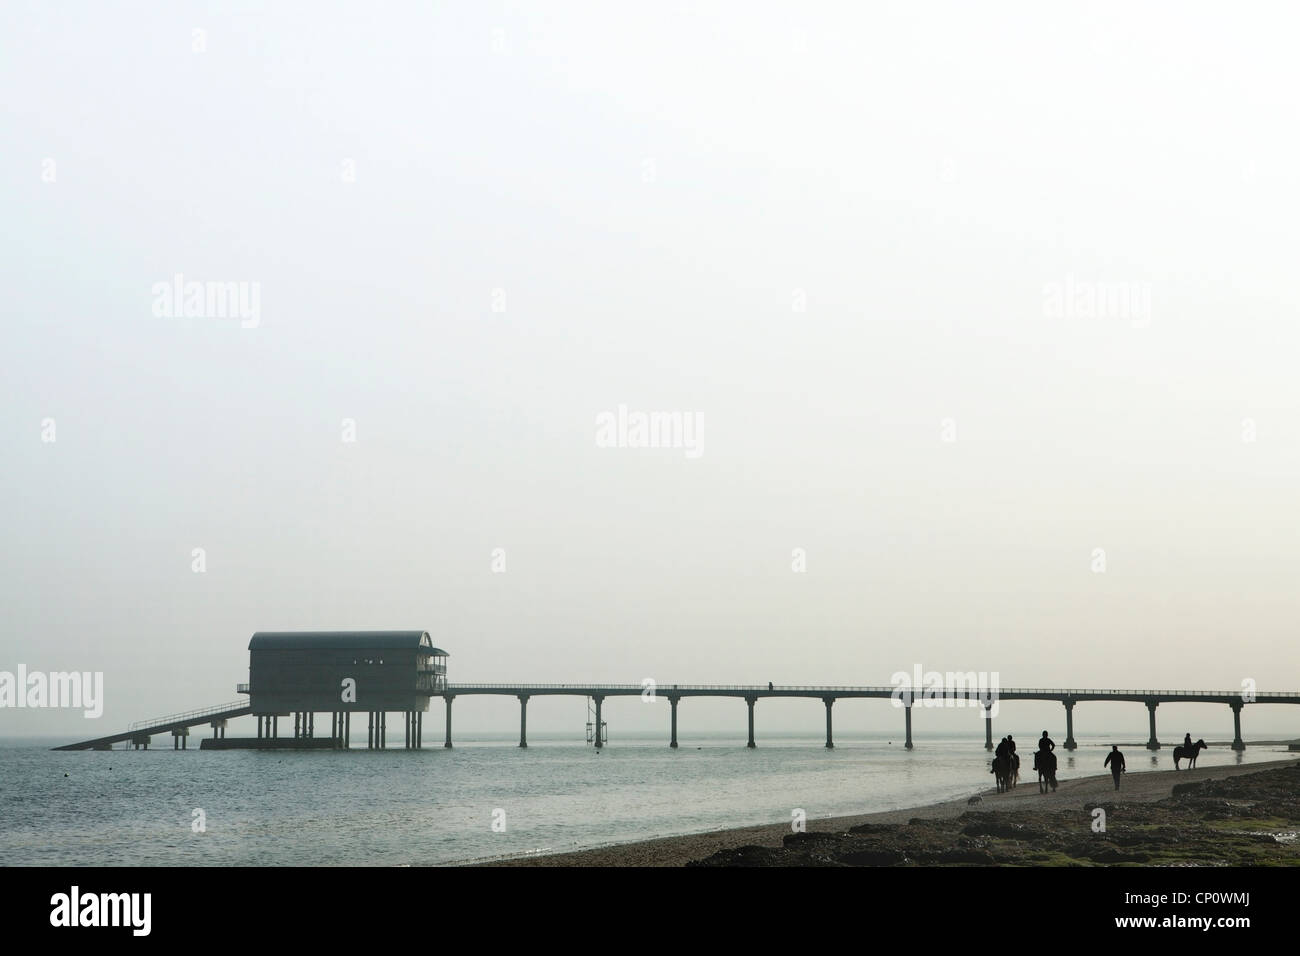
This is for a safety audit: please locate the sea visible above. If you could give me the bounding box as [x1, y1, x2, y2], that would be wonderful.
[2, 733, 1294, 866]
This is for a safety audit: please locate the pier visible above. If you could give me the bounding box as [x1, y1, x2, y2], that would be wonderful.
[55, 682, 1300, 752]
[439, 685, 1300, 752]
[47, 632, 1300, 753]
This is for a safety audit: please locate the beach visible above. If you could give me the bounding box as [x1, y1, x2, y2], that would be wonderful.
[493, 755, 1300, 866]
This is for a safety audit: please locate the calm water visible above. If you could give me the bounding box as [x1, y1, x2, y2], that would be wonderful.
[2, 734, 1293, 866]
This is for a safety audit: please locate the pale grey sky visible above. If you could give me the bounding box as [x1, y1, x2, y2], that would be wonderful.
[3, 2, 1299, 739]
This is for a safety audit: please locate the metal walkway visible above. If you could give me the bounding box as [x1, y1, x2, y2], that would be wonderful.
[53, 700, 252, 751]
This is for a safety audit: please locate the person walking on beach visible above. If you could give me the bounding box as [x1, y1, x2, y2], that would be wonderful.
[1104, 745, 1126, 790]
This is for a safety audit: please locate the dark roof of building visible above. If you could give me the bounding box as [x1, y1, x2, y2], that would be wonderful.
[248, 631, 448, 655]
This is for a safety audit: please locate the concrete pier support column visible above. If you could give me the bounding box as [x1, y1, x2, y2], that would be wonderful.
[368, 712, 374, 749]
[416, 711, 422, 749]
[380, 712, 386, 749]
[1145, 700, 1161, 750]
[904, 704, 913, 750]
[669, 696, 679, 748]
[518, 695, 529, 748]
[344, 712, 350, 748]
[257, 716, 263, 739]
[1230, 701, 1246, 751]
[984, 705, 993, 750]
[823, 697, 835, 749]
[309, 712, 314, 738]
[444, 695, 454, 748]
[1064, 699, 1077, 750]
[593, 695, 604, 749]
[272, 715, 278, 738]
[745, 696, 757, 748]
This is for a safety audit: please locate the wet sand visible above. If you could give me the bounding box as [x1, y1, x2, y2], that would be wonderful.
[490, 755, 1300, 866]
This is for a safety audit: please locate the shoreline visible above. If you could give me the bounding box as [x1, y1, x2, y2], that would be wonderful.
[486, 755, 1300, 867]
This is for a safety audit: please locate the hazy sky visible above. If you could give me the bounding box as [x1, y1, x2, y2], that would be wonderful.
[4, 2, 1299, 740]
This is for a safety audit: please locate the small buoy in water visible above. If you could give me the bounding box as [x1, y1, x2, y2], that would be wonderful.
[64, 773, 69, 777]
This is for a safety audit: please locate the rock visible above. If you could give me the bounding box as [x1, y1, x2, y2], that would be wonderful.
[783, 831, 844, 847]
[687, 845, 784, 867]
[836, 848, 910, 866]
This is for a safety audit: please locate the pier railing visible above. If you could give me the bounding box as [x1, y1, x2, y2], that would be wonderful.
[444, 683, 1293, 698]
[128, 700, 252, 731]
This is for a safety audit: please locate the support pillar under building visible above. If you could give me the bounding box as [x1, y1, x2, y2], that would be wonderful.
[745, 696, 756, 748]
[1145, 700, 1161, 750]
[444, 696, 454, 748]
[1064, 699, 1077, 750]
[823, 697, 835, 749]
[904, 704, 913, 750]
[668, 696, 679, 748]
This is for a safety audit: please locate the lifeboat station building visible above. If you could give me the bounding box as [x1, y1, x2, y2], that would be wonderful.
[242, 631, 448, 749]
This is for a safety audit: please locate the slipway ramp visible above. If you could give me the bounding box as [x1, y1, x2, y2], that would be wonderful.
[53, 700, 252, 750]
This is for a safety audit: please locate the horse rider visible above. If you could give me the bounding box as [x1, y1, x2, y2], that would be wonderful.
[1007, 735, 1017, 756]
[1104, 745, 1126, 790]
[1034, 730, 1054, 770]
[1184, 732, 1193, 749]
[995, 736, 1010, 759]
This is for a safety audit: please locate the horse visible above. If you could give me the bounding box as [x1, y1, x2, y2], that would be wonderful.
[1033, 749, 1058, 793]
[992, 752, 1016, 793]
[1172, 738, 1207, 769]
